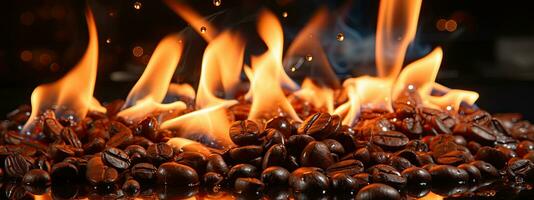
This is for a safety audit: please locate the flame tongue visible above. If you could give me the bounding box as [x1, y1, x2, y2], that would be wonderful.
[24, 8, 104, 132]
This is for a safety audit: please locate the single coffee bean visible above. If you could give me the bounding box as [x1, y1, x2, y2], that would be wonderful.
[5, 153, 31, 178]
[428, 165, 469, 184]
[370, 151, 391, 165]
[102, 147, 131, 170]
[372, 131, 409, 150]
[437, 150, 473, 166]
[86, 156, 119, 185]
[130, 136, 154, 149]
[507, 158, 534, 177]
[229, 120, 261, 146]
[206, 154, 229, 175]
[289, 167, 330, 193]
[22, 169, 51, 186]
[60, 128, 82, 148]
[516, 140, 534, 157]
[125, 145, 147, 164]
[262, 144, 287, 169]
[343, 148, 371, 165]
[235, 178, 265, 196]
[298, 112, 335, 140]
[33, 156, 51, 172]
[355, 183, 401, 200]
[400, 117, 423, 135]
[203, 172, 224, 193]
[50, 162, 79, 182]
[331, 126, 358, 152]
[330, 173, 357, 192]
[122, 179, 140, 196]
[524, 152, 534, 163]
[131, 162, 157, 181]
[265, 117, 293, 138]
[454, 123, 496, 144]
[475, 146, 508, 169]
[63, 156, 88, 175]
[147, 143, 174, 164]
[368, 164, 406, 188]
[352, 173, 371, 188]
[401, 167, 431, 186]
[262, 128, 286, 150]
[43, 118, 63, 141]
[227, 164, 258, 184]
[136, 116, 159, 141]
[285, 155, 300, 172]
[300, 141, 334, 169]
[48, 144, 76, 162]
[106, 121, 133, 148]
[416, 152, 435, 166]
[156, 162, 199, 186]
[388, 156, 413, 172]
[405, 140, 429, 152]
[326, 159, 364, 176]
[458, 163, 481, 182]
[261, 166, 290, 186]
[287, 134, 315, 156]
[83, 137, 106, 154]
[229, 145, 263, 163]
[322, 139, 345, 156]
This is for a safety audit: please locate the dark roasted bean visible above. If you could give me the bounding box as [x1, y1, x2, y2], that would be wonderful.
[516, 140, 534, 157]
[22, 169, 51, 186]
[125, 145, 147, 164]
[467, 141, 482, 154]
[470, 160, 499, 178]
[330, 173, 356, 192]
[507, 158, 534, 177]
[229, 145, 263, 163]
[265, 117, 293, 138]
[228, 164, 258, 184]
[475, 146, 508, 169]
[371, 131, 409, 150]
[107, 121, 133, 148]
[454, 123, 496, 144]
[289, 167, 329, 193]
[300, 141, 334, 169]
[405, 140, 428, 152]
[83, 137, 106, 154]
[5, 153, 31, 178]
[524, 152, 534, 163]
[458, 163, 481, 182]
[401, 167, 431, 186]
[261, 166, 290, 186]
[353, 172, 371, 187]
[34, 156, 51, 172]
[370, 151, 390, 165]
[356, 183, 401, 200]
[50, 162, 79, 181]
[262, 128, 285, 150]
[322, 139, 345, 156]
[61, 127, 82, 148]
[298, 112, 335, 140]
[287, 134, 315, 156]
[343, 148, 371, 165]
[86, 156, 119, 185]
[262, 144, 287, 169]
[147, 143, 174, 164]
[368, 164, 406, 188]
[176, 152, 207, 174]
[48, 144, 76, 162]
[229, 120, 261, 146]
[428, 165, 469, 184]
[131, 162, 157, 181]
[326, 159, 364, 176]
[43, 118, 63, 141]
[235, 177, 264, 196]
[156, 162, 199, 186]
[102, 147, 131, 170]
[437, 150, 473, 166]
[122, 179, 140, 196]
[389, 156, 413, 171]
[206, 154, 229, 175]
[203, 172, 224, 193]
[136, 116, 159, 141]
[331, 125, 358, 152]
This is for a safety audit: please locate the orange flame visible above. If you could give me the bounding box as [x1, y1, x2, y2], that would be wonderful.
[248, 10, 301, 124]
[376, 0, 422, 79]
[23, 8, 105, 132]
[164, 0, 218, 42]
[293, 78, 334, 113]
[118, 35, 186, 122]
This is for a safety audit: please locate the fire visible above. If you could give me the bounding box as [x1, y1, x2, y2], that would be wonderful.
[23, 8, 105, 132]
[118, 34, 186, 122]
[164, 0, 218, 42]
[293, 78, 334, 113]
[247, 10, 301, 124]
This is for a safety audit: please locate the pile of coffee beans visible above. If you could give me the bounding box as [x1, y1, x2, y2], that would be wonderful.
[0, 96, 534, 199]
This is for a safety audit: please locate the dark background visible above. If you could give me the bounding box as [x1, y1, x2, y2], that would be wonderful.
[0, 0, 533, 120]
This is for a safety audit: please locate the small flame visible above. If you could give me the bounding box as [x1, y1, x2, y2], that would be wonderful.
[248, 10, 301, 124]
[23, 8, 105, 132]
[293, 78, 334, 113]
[376, 0, 422, 79]
[118, 34, 186, 122]
[334, 84, 360, 126]
[164, 0, 218, 42]
[427, 84, 479, 111]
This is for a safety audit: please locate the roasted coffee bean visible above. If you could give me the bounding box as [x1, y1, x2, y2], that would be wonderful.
[388, 156, 413, 171]
[322, 139, 345, 156]
[235, 178, 265, 196]
[467, 141, 482, 154]
[301, 141, 334, 169]
[400, 117, 423, 135]
[22, 169, 51, 186]
[262, 128, 286, 150]
[353, 173, 371, 188]
[437, 150, 473, 166]
[176, 152, 207, 174]
[289, 167, 329, 193]
[107, 121, 133, 148]
[401, 167, 431, 186]
[454, 123, 496, 144]
[83, 137, 106, 154]
[130, 136, 154, 149]
[356, 183, 401, 200]
[371, 131, 409, 150]
[368, 164, 406, 188]
[428, 165, 469, 184]
[61, 127, 82, 148]
[370, 151, 391, 165]
[229, 145, 263, 163]
[416, 152, 435, 166]
[429, 116, 452, 134]
[63, 157, 88, 174]
[287, 134, 315, 156]
[298, 112, 335, 140]
[326, 159, 364, 176]
[125, 145, 147, 164]
[5, 153, 31, 178]
[285, 155, 300, 172]
[43, 118, 63, 141]
[228, 164, 258, 184]
[156, 162, 199, 186]
[136, 116, 159, 141]
[229, 120, 261, 146]
[203, 172, 224, 193]
[102, 147, 131, 170]
[524, 152, 534, 163]
[343, 148, 371, 165]
[147, 143, 174, 164]
[131, 162, 157, 181]
[262, 144, 287, 169]
[507, 158, 534, 177]
[405, 140, 428, 152]
[458, 163, 481, 182]
[86, 156, 119, 185]
[475, 146, 508, 169]
[206, 154, 229, 175]
[3, 183, 32, 199]
[265, 117, 293, 138]
[122, 179, 141, 196]
[516, 140, 534, 157]
[50, 162, 79, 181]
[330, 173, 356, 192]
[331, 126, 358, 152]
[48, 144, 76, 162]
[261, 166, 290, 186]
[34, 156, 51, 172]
[470, 160, 499, 178]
